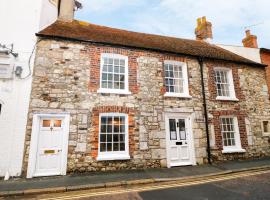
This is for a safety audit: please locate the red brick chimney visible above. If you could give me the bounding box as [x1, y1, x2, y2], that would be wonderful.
[195, 16, 213, 42]
[242, 30, 258, 48]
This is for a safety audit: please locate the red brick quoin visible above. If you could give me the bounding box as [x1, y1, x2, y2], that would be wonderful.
[90, 106, 136, 159]
[211, 110, 248, 150]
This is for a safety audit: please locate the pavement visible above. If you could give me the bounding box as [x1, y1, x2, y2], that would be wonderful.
[0, 157, 269, 197]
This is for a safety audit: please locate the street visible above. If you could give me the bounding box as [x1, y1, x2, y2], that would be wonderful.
[5, 169, 270, 200]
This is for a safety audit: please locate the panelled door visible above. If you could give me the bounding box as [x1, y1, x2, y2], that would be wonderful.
[166, 115, 195, 167]
[33, 118, 65, 177]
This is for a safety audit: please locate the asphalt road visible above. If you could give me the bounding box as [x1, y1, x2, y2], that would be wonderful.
[5, 170, 270, 200]
[139, 172, 270, 200]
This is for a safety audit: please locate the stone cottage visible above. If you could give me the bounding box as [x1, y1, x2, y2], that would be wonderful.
[23, 0, 270, 178]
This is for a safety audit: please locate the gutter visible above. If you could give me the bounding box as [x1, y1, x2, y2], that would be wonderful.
[260, 48, 270, 54]
[198, 57, 212, 164]
[35, 34, 267, 68]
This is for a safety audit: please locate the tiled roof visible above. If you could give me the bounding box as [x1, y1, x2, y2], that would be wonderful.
[37, 20, 264, 67]
[261, 48, 270, 53]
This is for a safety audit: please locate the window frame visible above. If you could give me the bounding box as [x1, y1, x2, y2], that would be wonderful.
[163, 60, 191, 98]
[97, 53, 131, 95]
[261, 120, 270, 136]
[220, 116, 245, 153]
[97, 113, 130, 161]
[214, 67, 238, 101]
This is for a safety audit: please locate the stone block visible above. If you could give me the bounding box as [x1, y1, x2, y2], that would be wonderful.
[151, 149, 166, 159]
[140, 142, 148, 150]
[31, 99, 48, 108]
[160, 159, 167, 167]
[139, 125, 147, 134]
[75, 143, 87, 152]
[63, 51, 74, 60]
[159, 139, 166, 148]
[151, 131, 165, 139]
[60, 103, 74, 109]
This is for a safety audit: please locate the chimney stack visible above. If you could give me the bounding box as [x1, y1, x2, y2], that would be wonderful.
[59, 0, 75, 22]
[242, 30, 258, 48]
[195, 16, 213, 42]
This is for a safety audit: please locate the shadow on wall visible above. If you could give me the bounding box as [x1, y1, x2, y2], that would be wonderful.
[0, 99, 4, 115]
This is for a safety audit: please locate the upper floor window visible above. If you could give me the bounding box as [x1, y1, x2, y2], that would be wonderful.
[97, 53, 130, 94]
[220, 116, 245, 153]
[214, 68, 237, 101]
[164, 61, 190, 98]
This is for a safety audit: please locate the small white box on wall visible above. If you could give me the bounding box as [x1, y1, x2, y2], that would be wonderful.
[0, 55, 13, 79]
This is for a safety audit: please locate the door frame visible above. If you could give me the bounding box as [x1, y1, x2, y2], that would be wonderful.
[27, 113, 70, 178]
[165, 112, 196, 168]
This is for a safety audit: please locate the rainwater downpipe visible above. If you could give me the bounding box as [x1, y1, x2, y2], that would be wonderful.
[58, 0, 62, 16]
[198, 57, 212, 164]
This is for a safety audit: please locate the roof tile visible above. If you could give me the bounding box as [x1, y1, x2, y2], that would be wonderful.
[37, 20, 263, 66]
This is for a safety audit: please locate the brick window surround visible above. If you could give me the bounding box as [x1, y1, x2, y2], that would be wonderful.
[207, 63, 245, 101]
[90, 106, 136, 159]
[88, 46, 139, 94]
[211, 110, 248, 150]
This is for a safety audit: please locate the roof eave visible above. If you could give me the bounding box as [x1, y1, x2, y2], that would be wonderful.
[36, 33, 266, 68]
[260, 48, 270, 54]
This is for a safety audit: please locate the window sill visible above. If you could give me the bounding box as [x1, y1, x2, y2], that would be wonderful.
[164, 93, 192, 98]
[262, 132, 270, 137]
[97, 89, 131, 95]
[216, 96, 239, 101]
[222, 148, 246, 154]
[96, 154, 130, 161]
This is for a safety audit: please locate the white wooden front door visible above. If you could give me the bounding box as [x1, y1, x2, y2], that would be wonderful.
[166, 114, 195, 167]
[27, 114, 70, 178]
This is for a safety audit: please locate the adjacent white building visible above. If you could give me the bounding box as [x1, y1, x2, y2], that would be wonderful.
[0, 0, 58, 177]
[218, 44, 262, 63]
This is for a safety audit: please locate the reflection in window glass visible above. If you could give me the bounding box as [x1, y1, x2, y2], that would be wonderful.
[169, 119, 177, 140]
[214, 70, 230, 97]
[100, 115, 126, 152]
[178, 119, 186, 140]
[101, 56, 126, 90]
[164, 63, 184, 93]
[54, 120, 62, 127]
[220, 117, 236, 147]
[42, 120, 51, 127]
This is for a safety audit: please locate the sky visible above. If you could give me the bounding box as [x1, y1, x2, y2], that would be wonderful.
[75, 0, 269, 48]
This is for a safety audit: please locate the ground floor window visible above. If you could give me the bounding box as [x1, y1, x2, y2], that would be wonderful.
[97, 113, 130, 160]
[262, 120, 270, 136]
[220, 116, 245, 153]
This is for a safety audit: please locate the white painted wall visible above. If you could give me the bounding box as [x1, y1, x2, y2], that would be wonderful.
[217, 44, 262, 63]
[0, 0, 58, 177]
